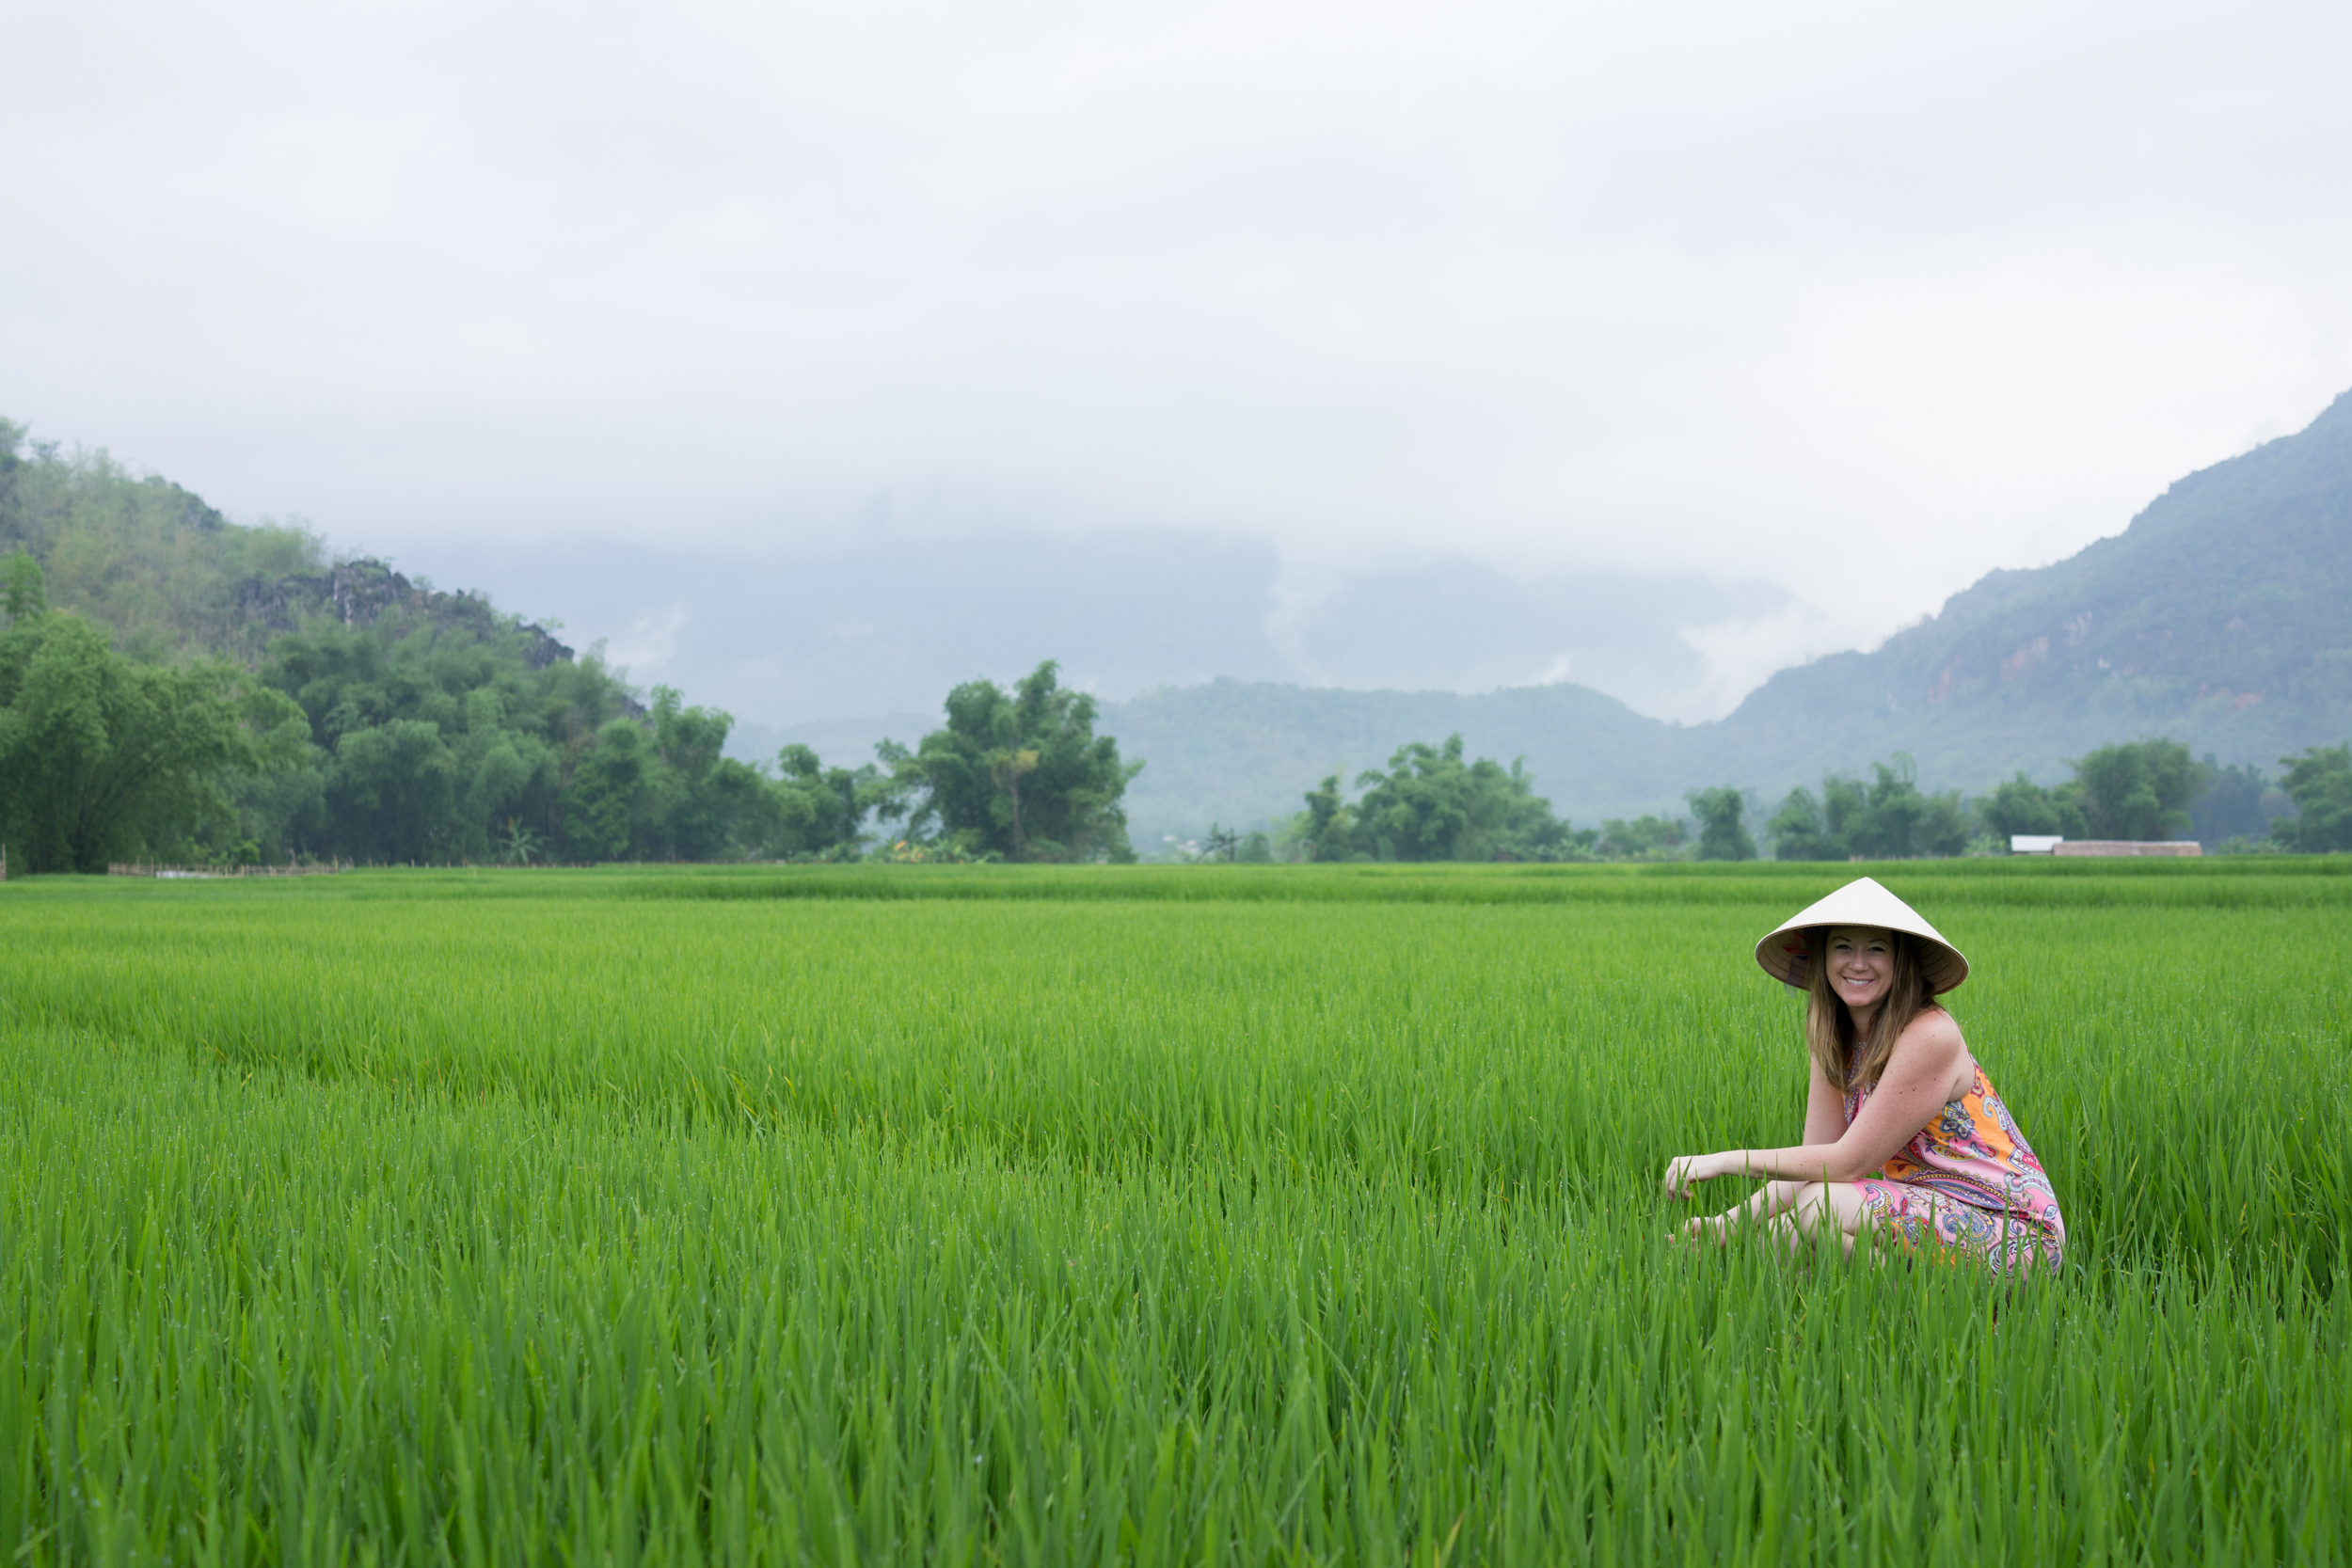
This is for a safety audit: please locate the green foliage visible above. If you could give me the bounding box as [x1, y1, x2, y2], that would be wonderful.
[2071, 737, 2201, 841]
[1594, 813, 1686, 860]
[2192, 756, 2292, 847]
[1975, 771, 2087, 840]
[1351, 736, 1575, 862]
[262, 618, 611, 863]
[1300, 775, 1357, 861]
[0, 430, 1162, 869]
[1, 866, 2346, 1560]
[1684, 785, 1756, 861]
[1768, 753, 1971, 860]
[766, 744, 881, 860]
[0, 422, 326, 663]
[1979, 740, 2217, 847]
[1, 551, 44, 622]
[0, 581, 304, 872]
[1301, 735, 1581, 863]
[497, 816, 544, 866]
[1765, 786, 1834, 861]
[564, 719, 644, 861]
[879, 660, 1140, 863]
[2272, 743, 2352, 852]
[0, 425, 858, 868]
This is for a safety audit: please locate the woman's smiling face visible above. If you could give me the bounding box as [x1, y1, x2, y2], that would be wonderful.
[1822, 925, 1895, 1015]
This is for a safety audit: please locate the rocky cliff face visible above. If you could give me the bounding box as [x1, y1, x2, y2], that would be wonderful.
[232, 557, 577, 671]
[1707, 388, 2352, 787]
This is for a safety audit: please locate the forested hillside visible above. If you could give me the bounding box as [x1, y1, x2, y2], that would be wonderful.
[0, 424, 861, 867]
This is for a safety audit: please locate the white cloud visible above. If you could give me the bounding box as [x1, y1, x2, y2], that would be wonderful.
[603, 606, 688, 678]
[1672, 603, 1849, 724]
[3, 0, 2349, 686]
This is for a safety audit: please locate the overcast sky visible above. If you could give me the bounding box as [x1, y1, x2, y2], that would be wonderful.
[6, 0, 2350, 720]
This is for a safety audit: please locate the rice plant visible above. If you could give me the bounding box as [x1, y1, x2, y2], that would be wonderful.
[2, 862, 2344, 1563]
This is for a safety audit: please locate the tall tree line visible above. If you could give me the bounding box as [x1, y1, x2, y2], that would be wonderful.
[0, 547, 1140, 871]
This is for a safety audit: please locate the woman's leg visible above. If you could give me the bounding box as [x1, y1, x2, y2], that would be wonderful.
[1764, 1181, 1873, 1255]
[1680, 1178, 1813, 1243]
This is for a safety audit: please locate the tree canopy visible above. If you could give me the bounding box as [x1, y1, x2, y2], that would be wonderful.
[876, 661, 1140, 863]
[1973, 738, 2204, 845]
[1766, 754, 1971, 861]
[0, 562, 305, 872]
[2271, 744, 2351, 852]
[1297, 735, 1586, 862]
[1685, 786, 1756, 862]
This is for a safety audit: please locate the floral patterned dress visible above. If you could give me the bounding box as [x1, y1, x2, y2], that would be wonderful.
[1844, 1049, 2066, 1273]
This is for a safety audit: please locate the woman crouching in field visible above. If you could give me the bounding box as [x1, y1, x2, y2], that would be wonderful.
[1663, 877, 2065, 1273]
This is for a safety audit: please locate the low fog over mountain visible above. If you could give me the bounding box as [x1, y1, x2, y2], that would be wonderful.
[423, 539, 1809, 740]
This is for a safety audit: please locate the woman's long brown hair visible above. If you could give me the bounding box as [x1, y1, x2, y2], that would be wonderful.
[1803, 927, 1940, 1092]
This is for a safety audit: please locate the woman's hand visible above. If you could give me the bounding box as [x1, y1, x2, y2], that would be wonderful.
[1674, 1205, 1744, 1244]
[1665, 1170, 1795, 1245]
[1661, 1150, 1738, 1198]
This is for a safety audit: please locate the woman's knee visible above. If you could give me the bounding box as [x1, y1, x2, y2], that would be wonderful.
[1791, 1181, 1871, 1235]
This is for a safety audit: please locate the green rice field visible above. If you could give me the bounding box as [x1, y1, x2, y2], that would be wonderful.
[3, 860, 2347, 1564]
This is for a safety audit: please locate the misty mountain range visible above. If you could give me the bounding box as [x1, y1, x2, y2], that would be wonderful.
[712, 388, 2350, 847]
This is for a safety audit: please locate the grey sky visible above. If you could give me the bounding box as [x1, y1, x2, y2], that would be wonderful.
[6, 0, 2350, 721]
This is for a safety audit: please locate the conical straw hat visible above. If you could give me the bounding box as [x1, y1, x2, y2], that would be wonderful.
[1754, 876, 1969, 994]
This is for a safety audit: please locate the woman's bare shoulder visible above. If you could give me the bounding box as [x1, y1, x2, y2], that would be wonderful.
[1901, 1006, 1965, 1049]
[1894, 1006, 1972, 1096]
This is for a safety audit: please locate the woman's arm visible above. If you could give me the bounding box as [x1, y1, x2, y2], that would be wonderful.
[1676, 1059, 1853, 1239]
[1663, 1013, 1967, 1196]
[1801, 1054, 1849, 1148]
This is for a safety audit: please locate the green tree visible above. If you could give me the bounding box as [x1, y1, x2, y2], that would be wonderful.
[1767, 755, 1970, 861]
[0, 583, 304, 872]
[2270, 744, 2352, 852]
[1976, 772, 2087, 840]
[257, 603, 619, 863]
[879, 660, 1141, 862]
[764, 744, 881, 860]
[565, 720, 647, 862]
[630, 687, 778, 862]
[1685, 785, 1756, 862]
[262, 618, 616, 863]
[498, 816, 545, 865]
[2, 430, 827, 867]
[1820, 773, 1872, 854]
[2071, 738, 2201, 841]
[2191, 757, 2288, 847]
[334, 718, 462, 862]
[1300, 775, 1359, 862]
[1347, 735, 1573, 862]
[2, 551, 45, 621]
[1596, 815, 1687, 860]
[1847, 756, 1970, 859]
[1766, 786, 1835, 862]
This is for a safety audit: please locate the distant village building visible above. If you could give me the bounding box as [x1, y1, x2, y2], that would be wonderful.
[2009, 835, 2201, 857]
